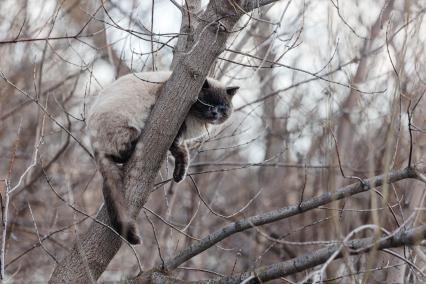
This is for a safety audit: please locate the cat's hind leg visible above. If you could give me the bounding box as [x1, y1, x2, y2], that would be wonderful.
[90, 114, 141, 244]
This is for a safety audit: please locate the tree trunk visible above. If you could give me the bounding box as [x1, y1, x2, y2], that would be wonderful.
[49, 1, 278, 282]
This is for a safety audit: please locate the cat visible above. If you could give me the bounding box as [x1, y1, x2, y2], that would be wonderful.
[88, 71, 239, 244]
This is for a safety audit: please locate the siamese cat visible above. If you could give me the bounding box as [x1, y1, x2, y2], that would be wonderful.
[88, 71, 239, 244]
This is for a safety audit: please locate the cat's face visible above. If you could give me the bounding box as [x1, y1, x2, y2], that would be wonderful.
[190, 79, 239, 125]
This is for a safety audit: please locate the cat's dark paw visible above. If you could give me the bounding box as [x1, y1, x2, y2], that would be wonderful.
[117, 220, 142, 245]
[173, 166, 187, 183]
[125, 223, 142, 245]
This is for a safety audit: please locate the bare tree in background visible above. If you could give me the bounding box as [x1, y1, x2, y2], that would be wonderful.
[2, 0, 426, 283]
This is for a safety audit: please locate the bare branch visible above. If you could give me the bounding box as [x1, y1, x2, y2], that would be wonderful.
[162, 167, 418, 270]
[200, 223, 426, 283]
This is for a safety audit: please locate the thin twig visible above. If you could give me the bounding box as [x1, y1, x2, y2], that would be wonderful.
[27, 202, 58, 264]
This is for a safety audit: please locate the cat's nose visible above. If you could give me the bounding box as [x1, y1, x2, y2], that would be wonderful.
[211, 109, 219, 118]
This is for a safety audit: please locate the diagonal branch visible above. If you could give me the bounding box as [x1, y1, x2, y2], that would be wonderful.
[162, 167, 419, 271]
[135, 221, 426, 284]
[199, 223, 426, 283]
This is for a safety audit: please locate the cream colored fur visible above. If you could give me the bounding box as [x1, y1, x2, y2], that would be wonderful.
[87, 71, 232, 243]
[88, 71, 223, 147]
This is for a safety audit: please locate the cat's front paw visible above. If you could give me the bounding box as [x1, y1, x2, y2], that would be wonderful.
[119, 220, 142, 245]
[125, 223, 142, 245]
[173, 165, 187, 183]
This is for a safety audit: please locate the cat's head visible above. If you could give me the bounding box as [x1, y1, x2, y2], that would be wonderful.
[190, 79, 239, 125]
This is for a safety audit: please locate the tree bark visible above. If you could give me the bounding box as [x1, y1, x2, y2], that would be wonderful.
[171, 0, 202, 70]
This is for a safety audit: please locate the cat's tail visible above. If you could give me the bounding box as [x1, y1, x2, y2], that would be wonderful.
[95, 151, 141, 245]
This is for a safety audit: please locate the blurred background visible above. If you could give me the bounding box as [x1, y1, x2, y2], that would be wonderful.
[1, 0, 426, 282]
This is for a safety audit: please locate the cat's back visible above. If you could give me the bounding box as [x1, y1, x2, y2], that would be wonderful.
[92, 71, 171, 111]
[88, 71, 171, 129]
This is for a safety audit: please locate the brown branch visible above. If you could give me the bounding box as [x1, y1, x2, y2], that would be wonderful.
[0, 34, 95, 45]
[135, 218, 426, 283]
[160, 167, 418, 271]
[197, 223, 426, 283]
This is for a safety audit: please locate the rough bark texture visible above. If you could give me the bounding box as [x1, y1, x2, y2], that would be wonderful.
[49, 1, 278, 282]
[171, 0, 202, 70]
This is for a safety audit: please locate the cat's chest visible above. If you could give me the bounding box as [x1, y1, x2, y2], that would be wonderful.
[182, 116, 211, 141]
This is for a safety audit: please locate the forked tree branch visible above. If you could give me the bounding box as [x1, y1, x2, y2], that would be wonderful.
[161, 167, 419, 272]
[131, 166, 423, 282]
[135, 223, 426, 283]
[209, 223, 426, 283]
[171, 0, 202, 70]
[49, 0, 282, 282]
[132, 165, 426, 282]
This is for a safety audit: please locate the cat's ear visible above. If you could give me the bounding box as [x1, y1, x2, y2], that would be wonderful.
[202, 79, 210, 89]
[226, 86, 239, 97]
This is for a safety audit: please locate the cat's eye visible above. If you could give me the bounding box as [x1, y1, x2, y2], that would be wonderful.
[218, 105, 227, 112]
[197, 98, 215, 108]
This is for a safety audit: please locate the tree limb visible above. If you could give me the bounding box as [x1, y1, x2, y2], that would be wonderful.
[134, 219, 426, 283]
[198, 223, 426, 283]
[171, 0, 202, 70]
[160, 167, 419, 271]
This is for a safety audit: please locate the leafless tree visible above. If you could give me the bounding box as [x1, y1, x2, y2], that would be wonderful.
[1, 0, 426, 283]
